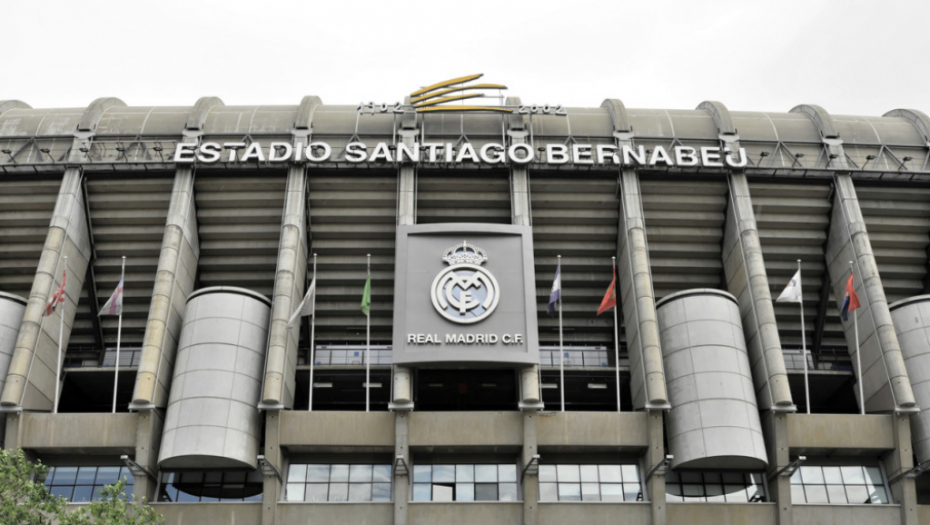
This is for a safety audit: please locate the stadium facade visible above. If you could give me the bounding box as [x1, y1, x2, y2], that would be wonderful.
[1, 83, 930, 525]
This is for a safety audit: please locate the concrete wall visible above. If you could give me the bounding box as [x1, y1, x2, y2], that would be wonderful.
[888, 296, 930, 462]
[792, 504, 900, 525]
[278, 503, 394, 525]
[536, 411, 648, 450]
[280, 411, 395, 449]
[787, 413, 895, 454]
[408, 502, 523, 525]
[0, 292, 26, 445]
[537, 503, 650, 525]
[408, 412, 523, 448]
[150, 502, 262, 525]
[667, 503, 777, 525]
[18, 412, 137, 453]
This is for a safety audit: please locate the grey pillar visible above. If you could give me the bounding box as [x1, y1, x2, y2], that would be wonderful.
[394, 412, 409, 525]
[763, 411, 793, 525]
[883, 414, 919, 525]
[392, 100, 416, 410]
[262, 410, 283, 525]
[644, 410, 667, 525]
[522, 411, 538, 525]
[133, 409, 164, 501]
[0, 168, 92, 410]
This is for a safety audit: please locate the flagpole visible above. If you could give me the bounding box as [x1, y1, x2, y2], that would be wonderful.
[309, 253, 317, 412]
[54, 255, 67, 414]
[558, 255, 564, 413]
[366, 253, 371, 413]
[112, 256, 126, 413]
[851, 260, 863, 415]
[612, 256, 621, 413]
[798, 259, 809, 415]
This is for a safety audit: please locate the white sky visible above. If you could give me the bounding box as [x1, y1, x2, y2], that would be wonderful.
[3, 0, 928, 116]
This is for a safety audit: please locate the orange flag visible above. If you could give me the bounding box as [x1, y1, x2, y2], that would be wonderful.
[596, 265, 617, 316]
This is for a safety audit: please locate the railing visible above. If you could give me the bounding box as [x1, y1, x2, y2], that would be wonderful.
[63, 348, 143, 369]
[299, 345, 620, 368]
[782, 348, 853, 371]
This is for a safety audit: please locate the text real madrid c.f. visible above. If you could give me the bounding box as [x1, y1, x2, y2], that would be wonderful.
[174, 140, 749, 168]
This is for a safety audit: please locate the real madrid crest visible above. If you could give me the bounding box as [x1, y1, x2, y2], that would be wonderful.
[431, 241, 500, 324]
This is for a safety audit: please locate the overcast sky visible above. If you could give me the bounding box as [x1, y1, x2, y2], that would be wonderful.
[3, 0, 927, 116]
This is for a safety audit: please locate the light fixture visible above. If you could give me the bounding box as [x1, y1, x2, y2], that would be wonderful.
[313, 382, 333, 388]
[522, 455, 541, 478]
[363, 382, 382, 388]
[587, 383, 607, 390]
[541, 383, 558, 389]
[120, 455, 155, 480]
[393, 455, 409, 477]
[775, 456, 806, 478]
[257, 455, 282, 482]
[645, 454, 673, 482]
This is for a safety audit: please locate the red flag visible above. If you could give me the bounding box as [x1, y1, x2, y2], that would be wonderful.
[841, 271, 860, 321]
[43, 269, 66, 317]
[596, 265, 617, 316]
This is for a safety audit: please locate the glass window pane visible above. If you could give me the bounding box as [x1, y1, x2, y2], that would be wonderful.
[800, 466, 824, 484]
[826, 485, 847, 504]
[750, 473, 764, 487]
[822, 466, 843, 485]
[475, 465, 498, 483]
[705, 484, 725, 502]
[456, 483, 474, 501]
[539, 465, 557, 483]
[286, 483, 305, 502]
[804, 485, 828, 503]
[176, 488, 199, 502]
[789, 469, 802, 485]
[349, 483, 372, 501]
[433, 465, 455, 483]
[350, 465, 373, 483]
[225, 472, 246, 484]
[704, 472, 722, 484]
[329, 483, 349, 502]
[455, 465, 474, 483]
[599, 465, 622, 483]
[499, 483, 518, 502]
[330, 465, 349, 483]
[50, 485, 73, 500]
[869, 486, 889, 504]
[681, 472, 702, 483]
[539, 482, 558, 501]
[846, 485, 869, 504]
[623, 483, 642, 502]
[373, 465, 392, 483]
[287, 465, 308, 483]
[433, 484, 454, 502]
[682, 484, 704, 500]
[580, 465, 599, 483]
[92, 485, 108, 501]
[119, 467, 134, 486]
[557, 465, 580, 483]
[791, 485, 806, 503]
[841, 466, 865, 485]
[602, 483, 624, 502]
[71, 485, 94, 503]
[413, 465, 431, 483]
[724, 485, 748, 502]
[204, 472, 222, 484]
[622, 465, 639, 483]
[864, 467, 883, 486]
[412, 483, 431, 501]
[372, 483, 392, 501]
[558, 483, 581, 501]
[180, 472, 203, 484]
[53, 466, 78, 485]
[475, 483, 498, 501]
[76, 467, 97, 485]
[498, 464, 517, 483]
[722, 472, 744, 484]
[581, 482, 600, 501]
[307, 464, 330, 482]
[666, 483, 683, 502]
[305, 484, 329, 502]
[747, 483, 765, 502]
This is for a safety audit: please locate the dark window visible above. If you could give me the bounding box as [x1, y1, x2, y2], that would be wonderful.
[666, 471, 766, 503]
[44, 466, 134, 502]
[158, 471, 262, 502]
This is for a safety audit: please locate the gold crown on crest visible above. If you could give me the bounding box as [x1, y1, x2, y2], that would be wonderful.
[442, 241, 488, 266]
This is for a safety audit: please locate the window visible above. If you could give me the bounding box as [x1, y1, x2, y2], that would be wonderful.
[412, 464, 518, 502]
[44, 466, 134, 502]
[665, 471, 766, 503]
[157, 471, 263, 502]
[285, 464, 392, 502]
[790, 465, 888, 504]
[539, 464, 642, 502]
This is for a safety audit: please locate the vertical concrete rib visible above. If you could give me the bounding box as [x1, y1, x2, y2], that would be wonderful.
[0, 99, 123, 410]
[392, 99, 416, 410]
[602, 99, 668, 410]
[792, 104, 917, 413]
[698, 100, 794, 410]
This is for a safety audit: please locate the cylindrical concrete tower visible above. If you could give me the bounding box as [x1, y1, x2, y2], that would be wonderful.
[889, 296, 930, 463]
[158, 287, 271, 470]
[656, 289, 768, 470]
[0, 292, 27, 445]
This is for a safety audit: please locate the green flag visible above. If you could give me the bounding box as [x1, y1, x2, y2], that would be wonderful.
[361, 276, 371, 316]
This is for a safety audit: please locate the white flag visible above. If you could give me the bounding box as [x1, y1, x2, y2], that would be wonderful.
[286, 278, 316, 328]
[776, 269, 802, 303]
[98, 278, 124, 316]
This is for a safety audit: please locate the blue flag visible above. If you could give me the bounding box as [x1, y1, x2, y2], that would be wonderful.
[548, 266, 561, 316]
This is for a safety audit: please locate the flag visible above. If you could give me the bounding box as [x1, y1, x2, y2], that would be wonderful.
[841, 271, 861, 321]
[596, 265, 617, 316]
[286, 278, 317, 328]
[775, 269, 802, 303]
[43, 269, 66, 317]
[548, 266, 561, 316]
[360, 276, 371, 316]
[98, 277, 124, 316]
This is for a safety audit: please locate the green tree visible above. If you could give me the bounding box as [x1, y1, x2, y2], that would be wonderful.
[60, 479, 163, 525]
[0, 448, 67, 525]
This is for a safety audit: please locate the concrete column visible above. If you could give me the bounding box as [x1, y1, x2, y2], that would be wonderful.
[132, 409, 164, 502]
[394, 411, 409, 525]
[260, 165, 308, 409]
[0, 168, 92, 411]
[644, 410, 666, 525]
[392, 104, 416, 410]
[522, 410, 538, 525]
[882, 413, 919, 525]
[724, 173, 795, 410]
[618, 169, 668, 409]
[129, 167, 199, 410]
[262, 410, 283, 525]
[762, 411, 792, 525]
[826, 174, 917, 412]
